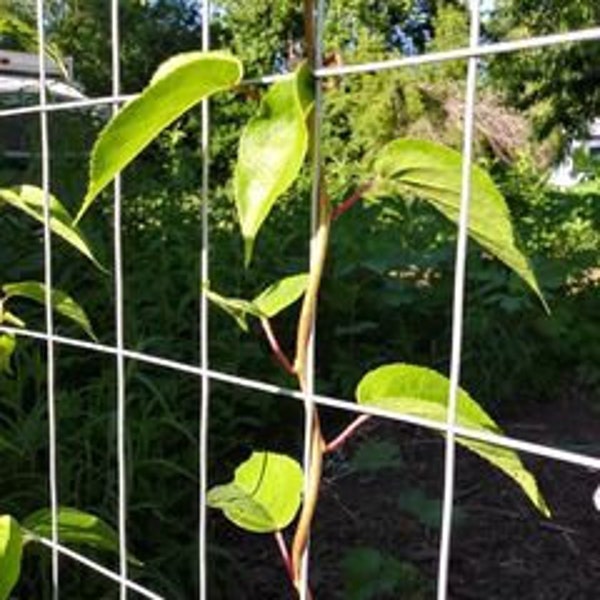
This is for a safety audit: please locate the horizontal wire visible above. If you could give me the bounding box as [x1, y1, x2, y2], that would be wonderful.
[3, 325, 600, 474]
[1, 25, 600, 120]
[35, 537, 164, 600]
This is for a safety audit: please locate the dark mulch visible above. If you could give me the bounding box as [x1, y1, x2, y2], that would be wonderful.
[214, 395, 600, 599]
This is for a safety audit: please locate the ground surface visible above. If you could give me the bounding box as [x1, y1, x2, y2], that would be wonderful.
[215, 392, 600, 599]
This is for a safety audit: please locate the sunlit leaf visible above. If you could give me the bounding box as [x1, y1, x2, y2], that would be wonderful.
[0, 185, 102, 268]
[235, 63, 314, 264]
[370, 139, 547, 310]
[77, 51, 243, 221]
[0, 515, 22, 600]
[356, 363, 550, 516]
[205, 273, 309, 331]
[22, 507, 140, 565]
[207, 451, 303, 533]
[3, 282, 96, 340]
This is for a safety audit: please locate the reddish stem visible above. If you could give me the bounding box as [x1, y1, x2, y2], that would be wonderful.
[331, 181, 374, 221]
[325, 415, 372, 454]
[261, 318, 295, 375]
[274, 532, 314, 600]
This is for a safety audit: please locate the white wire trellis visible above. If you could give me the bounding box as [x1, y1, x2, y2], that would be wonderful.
[0, 1, 599, 599]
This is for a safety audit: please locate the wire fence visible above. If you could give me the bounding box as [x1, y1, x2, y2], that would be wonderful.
[1, 1, 600, 599]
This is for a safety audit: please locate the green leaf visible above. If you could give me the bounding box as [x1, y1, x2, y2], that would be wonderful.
[370, 139, 547, 310]
[252, 273, 309, 317]
[0, 515, 23, 600]
[0, 334, 16, 375]
[205, 273, 309, 331]
[207, 451, 303, 533]
[0, 185, 102, 268]
[234, 63, 314, 264]
[77, 51, 243, 221]
[3, 282, 96, 340]
[21, 507, 140, 564]
[356, 363, 550, 516]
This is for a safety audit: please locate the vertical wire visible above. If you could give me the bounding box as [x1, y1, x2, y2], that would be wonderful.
[35, 1, 59, 596]
[298, 1, 325, 598]
[436, 2, 481, 599]
[198, 1, 211, 599]
[110, 1, 128, 598]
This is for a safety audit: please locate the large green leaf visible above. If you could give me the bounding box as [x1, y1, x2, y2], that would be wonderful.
[356, 363, 550, 516]
[3, 282, 96, 340]
[77, 51, 243, 221]
[370, 139, 547, 310]
[207, 451, 303, 533]
[205, 273, 309, 331]
[0, 515, 23, 600]
[235, 63, 314, 264]
[0, 185, 101, 268]
[21, 507, 140, 563]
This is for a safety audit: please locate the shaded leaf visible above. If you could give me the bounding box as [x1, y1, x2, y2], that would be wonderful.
[370, 139, 547, 310]
[3, 282, 96, 340]
[0, 185, 101, 268]
[0, 515, 22, 600]
[235, 63, 314, 264]
[0, 334, 16, 375]
[77, 52, 243, 221]
[205, 273, 308, 331]
[22, 507, 140, 564]
[356, 363, 550, 516]
[207, 451, 303, 533]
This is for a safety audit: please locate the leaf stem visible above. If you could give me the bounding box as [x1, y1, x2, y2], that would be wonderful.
[260, 318, 295, 375]
[274, 531, 294, 583]
[331, 180, 374, 221]
[325, 415, 372, 454]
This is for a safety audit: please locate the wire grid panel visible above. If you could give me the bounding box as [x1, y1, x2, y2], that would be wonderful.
[1, 1, 600, 599]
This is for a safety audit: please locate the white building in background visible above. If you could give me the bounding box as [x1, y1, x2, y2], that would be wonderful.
[550, 119, 600, 188]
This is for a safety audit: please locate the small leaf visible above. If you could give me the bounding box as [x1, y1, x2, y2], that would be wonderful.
[356, 363, 550, 516]
[0, 334, 16, 375]
[3, 282, 96, 340]
[0, 185, 102, 268]
[205, 273, 309, 331]
[21, 507, 140, 564]
[77, 52, 243, 221]
[0, 515, 23, 600]
[207, 451, 303, 533]
[370, 139, 547, 310]
[252, 273, 309, 317]
[235, 63, 314, 264]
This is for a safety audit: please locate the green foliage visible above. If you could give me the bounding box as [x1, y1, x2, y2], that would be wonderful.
[207, 451, 303, 533]
[234, 63, 313, 263]
[357, 363, 550, 516]
[22, 507, 133, 561]
[0, 185, 101, 268]
[206, 273, 309, 331]
[2, 282, 96, 340]
[78, 52, 243, 221]
[370, 138, 546, 307]
[341, 547, 428, 600]
[0, 516, 22, 600]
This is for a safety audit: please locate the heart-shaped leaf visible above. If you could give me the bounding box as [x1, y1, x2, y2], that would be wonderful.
[3, 282, 96, 340]
[0, 185, 101, 268]
[370, 139, 547, 310]
[207, 451, 303, 533]
[76, 51, 243, 221]
[235, 63, 314, 264]
[356, 363, 550, 516]
[205, 273, 309, 331]
[0, 515, 23, 600]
